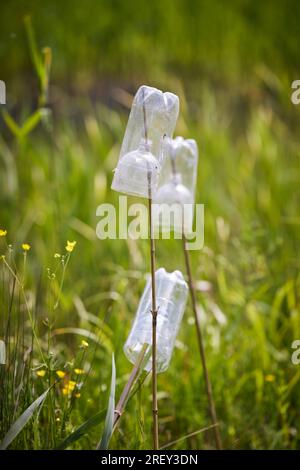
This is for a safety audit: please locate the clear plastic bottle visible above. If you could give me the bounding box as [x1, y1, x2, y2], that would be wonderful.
[124, 268, 188, 373]
[111, 85, 179, 199]
[153, 137, 198, 234]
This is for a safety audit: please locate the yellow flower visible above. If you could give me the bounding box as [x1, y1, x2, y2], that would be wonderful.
[74, 392, 81, 398]
[0, 229, 7, 237]
[265, 374, 275, 383]
[68, 380, 76, 390]
[54, 253, 61, 258]
[56, 370, 66, 379]
[62, 380, 77, 395]
[36, 370, 46, 377]
[80, 340, 89, 349]
[74, 368, 85, 375]
[65, 240, 76, 253]
[22, 243, 31, 251]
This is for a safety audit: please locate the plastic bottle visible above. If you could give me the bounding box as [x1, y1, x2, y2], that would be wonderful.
[153, 137, 198, 234]
[124, 268, 188, 373]
[111, 85, 179, 198]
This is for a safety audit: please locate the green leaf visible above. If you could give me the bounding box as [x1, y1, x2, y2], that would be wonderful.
[97, 354, 116, 450]
[20, 109, 44, 137]
[0, 340, 6, 365]
[23, 16, 51, 106]
[2, 108, 44, 139]
[24, 15, 44, 82]
[0, 388, 50, 449]
[56, 410, 106, 450]
[2, 110, 22, 138]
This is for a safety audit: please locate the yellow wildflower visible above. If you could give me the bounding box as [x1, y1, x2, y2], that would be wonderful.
[56, 370, 66, 379]
[265, 374, 275, 383]
[36, 370, 46, 378]
[65, 240, 76, 253]
[74, 368, 85, 375]
[0, 229, 7, 237]
[54, 253, 61, 258]
[22, 243, 31, 251]
[62, 380, 76, 395]
[80, 340, 89, 349]
[74, 392, 81, 398]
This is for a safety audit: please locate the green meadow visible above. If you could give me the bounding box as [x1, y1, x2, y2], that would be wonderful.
[0, 0, 300, 450]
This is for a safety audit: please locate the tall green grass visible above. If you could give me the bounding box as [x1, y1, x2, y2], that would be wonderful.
[0, 11, 300, 449]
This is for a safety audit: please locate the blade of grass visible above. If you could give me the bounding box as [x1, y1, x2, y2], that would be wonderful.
[51, 327, 112, 353]
[56, 410, 106, 450]
[24, 15, 44, 82]
[1, 110, 22, 138]
[97, 353, 116, 450]
[20, 109, 44, 137]
[159, 423, 220, 450]
[0, 388, 50, 450]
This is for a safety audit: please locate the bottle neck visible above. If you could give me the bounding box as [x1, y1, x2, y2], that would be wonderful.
[138, 137, 152, 153]
[171, 172, 182, 185]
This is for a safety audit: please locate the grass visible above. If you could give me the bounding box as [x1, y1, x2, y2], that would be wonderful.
[0, 3, 300, 450]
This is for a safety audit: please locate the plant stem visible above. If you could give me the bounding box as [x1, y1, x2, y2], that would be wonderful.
[54, 252, 70, 310]
[182, 234, 222, 450]
[159, 422, 219, 450]
[148, 194, 159, 450]
[113, 343, 148, 430]
[1, 256, 45, 365]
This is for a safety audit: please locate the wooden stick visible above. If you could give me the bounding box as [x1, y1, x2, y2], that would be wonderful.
[182, 233, 222, 449]
[170, 151, 222, 449]
[143, 87, 159, 450]
[148, 192, 159, 450]
[113, 343, 148, 430]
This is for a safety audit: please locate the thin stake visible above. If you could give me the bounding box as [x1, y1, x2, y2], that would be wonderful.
[148, 178, 159, 450]
[142, 87, 159, 450]
[113, 343, 148, 430]
[182, 233, 222, 449]
[169, 150, 222, 449]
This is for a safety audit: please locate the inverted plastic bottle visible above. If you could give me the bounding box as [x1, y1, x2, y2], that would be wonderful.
[111, 85, 179, 199]
[153, 137, 198, 234]
[124, 268, 188, 373]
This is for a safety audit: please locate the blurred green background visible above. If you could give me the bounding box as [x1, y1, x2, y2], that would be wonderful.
[0, 0, 300, 450]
